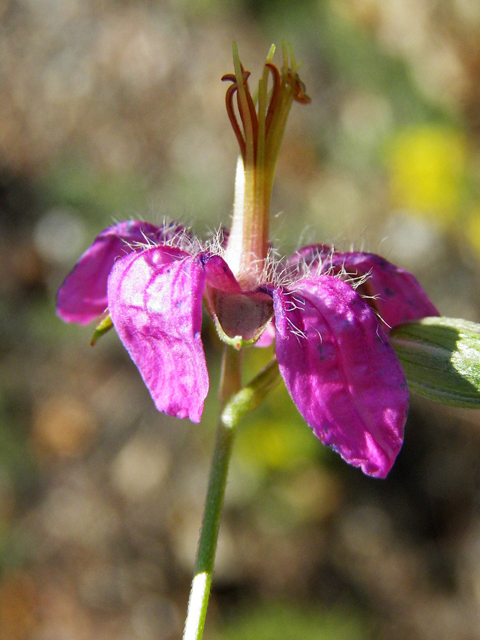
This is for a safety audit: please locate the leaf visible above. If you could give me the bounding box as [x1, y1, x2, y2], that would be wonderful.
[390, 317, 480, 408]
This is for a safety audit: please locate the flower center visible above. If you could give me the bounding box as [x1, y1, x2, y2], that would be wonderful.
[222, 42, 310, 288]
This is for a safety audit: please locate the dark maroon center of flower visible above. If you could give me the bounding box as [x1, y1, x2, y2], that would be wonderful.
[208, 289, 273, 343]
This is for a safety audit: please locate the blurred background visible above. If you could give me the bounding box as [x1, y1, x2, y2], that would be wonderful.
[2, 0, 480, 638]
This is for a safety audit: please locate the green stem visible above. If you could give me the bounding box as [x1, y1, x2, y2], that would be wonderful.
[182, 347, 243, 640]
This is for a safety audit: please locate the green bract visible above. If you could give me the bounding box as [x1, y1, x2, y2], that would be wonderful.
[90, 312, 113, 346]
[390, 316, 480, 408]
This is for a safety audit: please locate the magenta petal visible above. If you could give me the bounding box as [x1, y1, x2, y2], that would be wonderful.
[108, 247, 209, 422]
[203, 254, 242, 293]
[291, 246, 438, 328]
[335, 251, 439, 327]
[273, 276, 409, 478]
[254, 321, 275, 347]
[57, 221, 184, 325]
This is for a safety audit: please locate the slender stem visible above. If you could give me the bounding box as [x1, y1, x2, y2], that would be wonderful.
[182, 347, 243, 640]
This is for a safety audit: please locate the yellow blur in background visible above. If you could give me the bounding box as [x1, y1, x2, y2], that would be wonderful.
[388, 125, 467, 225]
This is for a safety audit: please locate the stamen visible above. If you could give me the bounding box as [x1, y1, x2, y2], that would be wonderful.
[223, 42, 310, 286]
[222, 66, 260, 163]
[240, 79, 259, 157]
[292, 75, 311, 105]
[223, 81, 246, 160]
[264, 63, 280, 136]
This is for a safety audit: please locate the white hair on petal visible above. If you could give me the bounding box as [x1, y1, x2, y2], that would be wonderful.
[260, 246, 287, 287]
[117, 216, 196, 257]
[286, 315, 307, 342]
[202, 226, 227, 258]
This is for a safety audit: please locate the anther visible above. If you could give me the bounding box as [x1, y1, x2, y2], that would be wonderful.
[291, 73, 311, 104]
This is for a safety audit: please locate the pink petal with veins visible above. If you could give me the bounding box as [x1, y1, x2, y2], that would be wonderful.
[56, 221, 184, 324]
[254, 321, 276, 347]
[203, 254, 243, 293]
[108, 247, 209, 423]
[291, 246, 438, 328]
[273, 275, 408, 478]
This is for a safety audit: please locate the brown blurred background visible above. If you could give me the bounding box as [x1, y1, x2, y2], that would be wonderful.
[2, 0, 480, 638]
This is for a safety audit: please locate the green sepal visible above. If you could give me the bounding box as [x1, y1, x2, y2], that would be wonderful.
[90, 312, 113, 346]
[221, 358, 281, 428]
[390, 316, 480, 408]
[212, 314, 272, 351]
[213, 316, 259, 350]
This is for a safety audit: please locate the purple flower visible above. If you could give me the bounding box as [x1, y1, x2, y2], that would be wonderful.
[57, 44, 439, 478]
[57, 220, 438, 478]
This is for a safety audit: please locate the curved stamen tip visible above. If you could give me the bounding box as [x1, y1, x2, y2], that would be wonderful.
[293, 76, 311, 104]
[223, 42, 310, 162]
[223, 42, 310, 281]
